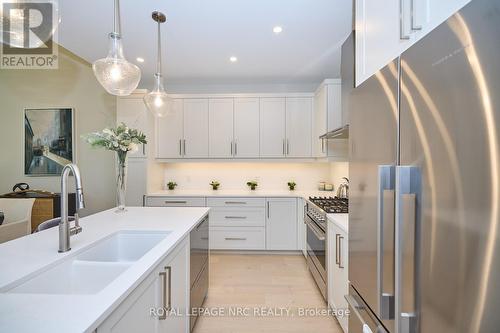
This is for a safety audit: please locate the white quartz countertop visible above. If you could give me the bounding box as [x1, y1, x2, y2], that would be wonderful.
[147, 189, 337, 199]
[327, 213, 348, 233]
[0, 206, 209, 333]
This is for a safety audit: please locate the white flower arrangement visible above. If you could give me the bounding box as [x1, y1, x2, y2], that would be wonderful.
[83, 123, 147, 165]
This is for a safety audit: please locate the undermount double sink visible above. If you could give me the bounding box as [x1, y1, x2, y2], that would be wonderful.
[6, 231, 170, 295]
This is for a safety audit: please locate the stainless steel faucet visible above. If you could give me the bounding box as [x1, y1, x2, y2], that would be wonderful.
[59, 164, 85, 252]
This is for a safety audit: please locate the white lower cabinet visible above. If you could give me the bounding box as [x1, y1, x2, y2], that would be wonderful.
[327, 221, 348, 333]
[144, 196, 299, 251]
[145, 196, 206, 207]
[97, 237, 190, 333]
[266, 198, 298, 250]
[210, 227, 266, 250]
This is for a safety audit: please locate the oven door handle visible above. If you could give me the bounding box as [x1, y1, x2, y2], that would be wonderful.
[306, 220, 326, 241]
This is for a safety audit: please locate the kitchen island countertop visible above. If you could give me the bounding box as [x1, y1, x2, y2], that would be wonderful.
[0, 206, 209, 333]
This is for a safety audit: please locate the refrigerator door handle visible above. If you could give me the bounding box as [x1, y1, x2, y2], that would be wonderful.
[377, 165, 395, 320]
[395, 166, 421, 333]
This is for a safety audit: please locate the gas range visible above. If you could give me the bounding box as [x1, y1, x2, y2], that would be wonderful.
[306, 196, 348, 232]
[304, 196, 348, 301]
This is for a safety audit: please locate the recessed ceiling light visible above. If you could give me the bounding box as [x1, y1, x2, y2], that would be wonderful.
[229, 56, 238, 63]
[273, 26, 283, 34]
[136, 57, 145, 63]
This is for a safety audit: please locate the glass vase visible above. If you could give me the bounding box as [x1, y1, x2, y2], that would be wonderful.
[116, 154, 128, 212]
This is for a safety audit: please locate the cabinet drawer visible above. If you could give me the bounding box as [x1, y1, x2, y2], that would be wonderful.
[207, 197, 265, 207]
[145, 196, 206, 207]
[210, 227, 266, 250]
[210, 208, 265, 227]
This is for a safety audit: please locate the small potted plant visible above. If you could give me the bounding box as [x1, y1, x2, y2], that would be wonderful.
[167, 181, 177, 190]
[246, 181, 258, 191]
[288, 181, 296, 191]
[210, 181, 220, 190]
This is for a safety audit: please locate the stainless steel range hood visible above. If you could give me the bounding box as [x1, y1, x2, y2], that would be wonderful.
[319, 125, 349, 140]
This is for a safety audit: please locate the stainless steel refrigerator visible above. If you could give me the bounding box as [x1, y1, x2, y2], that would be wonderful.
[347, 0, 500, 332]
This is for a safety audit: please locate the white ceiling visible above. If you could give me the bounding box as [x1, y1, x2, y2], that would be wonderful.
[58, 0, 352, 89]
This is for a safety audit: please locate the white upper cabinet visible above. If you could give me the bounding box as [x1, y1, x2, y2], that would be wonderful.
[209, 98, 234, 158]
[183, 99, 209, 158]
[314, 85, 328, 157]
[259, 98, 286, 158]
[156, 94, 314, 160]
[313, 80, 346, 159]
[286, 97, 312, 158]
[234, 98, 260, 158]
[355, 0, 471, 86]
[157, 99, 184, 159]
[117, 93, 151, 158]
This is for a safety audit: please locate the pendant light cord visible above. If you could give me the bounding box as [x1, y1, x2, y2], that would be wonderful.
[113, 0, 121, 36]
[156, 20, 162, 76]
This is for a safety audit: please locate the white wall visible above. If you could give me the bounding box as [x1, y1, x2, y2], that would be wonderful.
[160, 162, 333, 192]
[330, 162, 349, 189]
[0, 47, 116, 216]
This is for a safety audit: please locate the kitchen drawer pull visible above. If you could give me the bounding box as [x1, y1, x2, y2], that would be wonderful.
[165, 266, 172, 311]
[234, 141, 238, 156]
[164, 200, 187, 204]
[225, 237, 247, 241]
[338, 236, 344, 268]
[231, 141, 233, 155]
[335, 234, 340, 265]
[400, 0, 410, 40]
[224, 201, 247, 205]
[159, 270, 167, 320]
[183, 139, 186, 156]
[179, 139, 182, 156]
[286, 139, 290, 155]
[410, 0, 422, 31]
[224, 216, 247, 219]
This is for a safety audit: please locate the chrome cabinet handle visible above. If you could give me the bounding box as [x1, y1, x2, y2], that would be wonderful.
[335, 234, 340, 265]
[142, 143, 146, 155]
[267, 201, 270, 218]
[179, 139, 182, 156]
[225, 237, 247, 241]
[400, 0, 410, 40]
[286, 139, 290, 155]
[164, 200, 187, 204]
[159, 270, 167, 320]
[282, 139, 286, 155]
[224, 216, 247, 219]
[234, 141, 237, 156]
[378, 165, 396, 320]
[183, 139, 186, 156]
[165, 266, 172, 312]
[231, 141, 233, 156]
[410, 0, 422, 30]
[224, 201, 247, 205]
[338, 236, 344, 269]
[395, 166, 421, 333]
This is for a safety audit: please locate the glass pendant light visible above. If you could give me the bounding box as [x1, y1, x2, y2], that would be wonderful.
[143, 11, 170, 118]
[93, 0, 141, 96]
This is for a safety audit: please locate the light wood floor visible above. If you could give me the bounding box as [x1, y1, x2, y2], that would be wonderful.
[193, 254, 343, 333]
